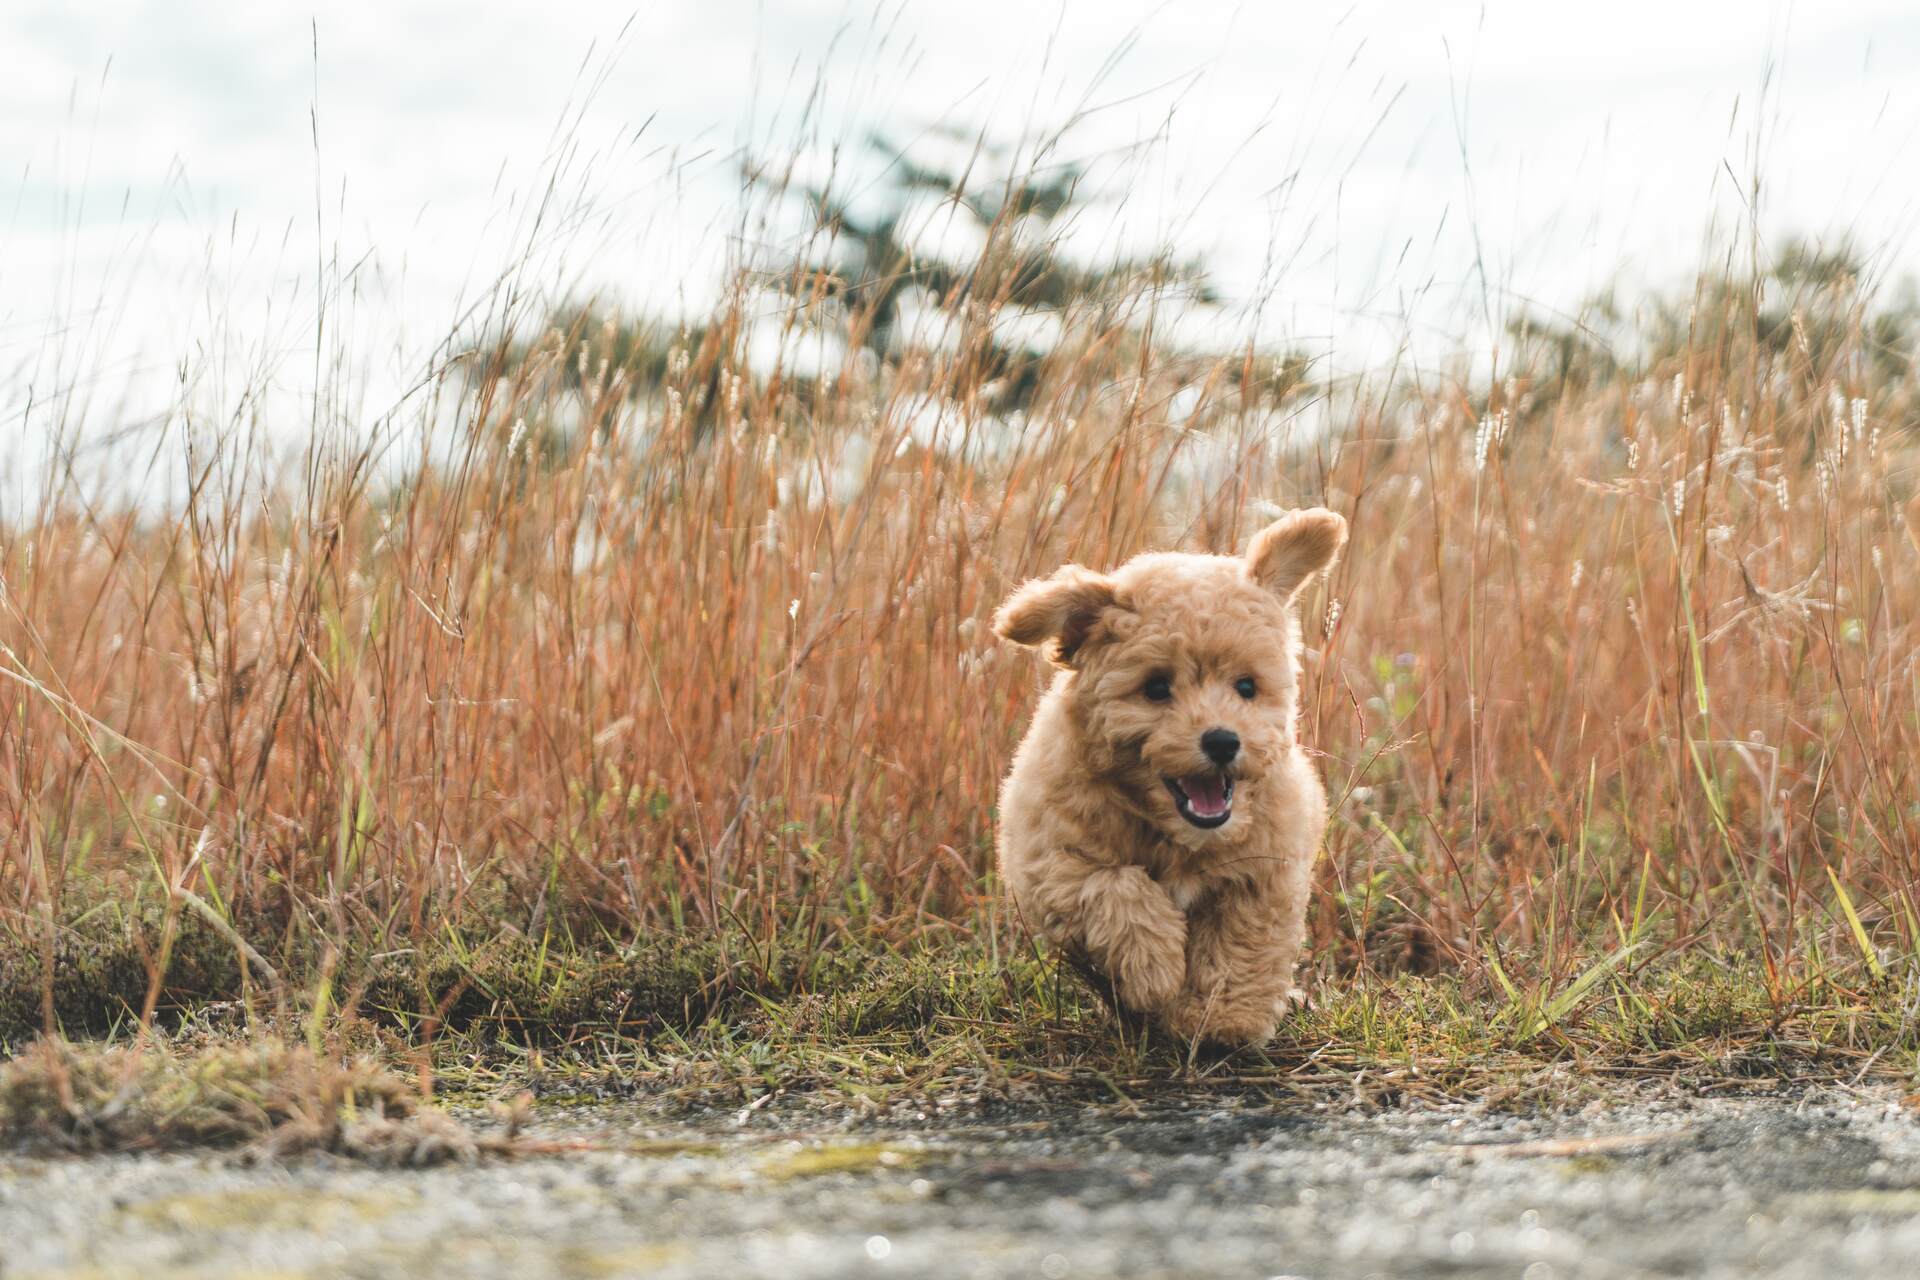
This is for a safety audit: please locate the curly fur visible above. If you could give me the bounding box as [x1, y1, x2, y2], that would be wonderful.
[993, 509, 1347, 1046]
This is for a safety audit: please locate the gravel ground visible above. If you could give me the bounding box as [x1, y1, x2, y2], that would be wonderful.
[4, 1089, 1920, 1278]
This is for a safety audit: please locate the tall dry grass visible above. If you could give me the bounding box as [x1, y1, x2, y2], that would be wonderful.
[2, 183, 1916, 1011]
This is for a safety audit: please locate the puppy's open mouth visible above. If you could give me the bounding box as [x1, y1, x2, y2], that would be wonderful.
[1164, 772, 1234, 829]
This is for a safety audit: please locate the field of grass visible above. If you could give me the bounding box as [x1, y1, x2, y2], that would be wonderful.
[4, 150, 1920, 1133]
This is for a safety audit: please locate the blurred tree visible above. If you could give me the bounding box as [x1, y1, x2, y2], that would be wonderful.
[1505, 236, 1918, 422]
[755, 127, 1219, 410]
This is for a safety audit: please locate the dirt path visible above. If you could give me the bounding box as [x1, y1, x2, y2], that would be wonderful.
[5, 1090, 1919, 1278]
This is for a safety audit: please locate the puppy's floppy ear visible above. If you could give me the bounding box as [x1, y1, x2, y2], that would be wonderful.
[992, 565, 1119, 666]
[1246, 507, 1347, 601]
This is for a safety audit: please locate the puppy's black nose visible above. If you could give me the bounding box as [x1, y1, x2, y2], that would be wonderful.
[1200, 728, 1240, 766]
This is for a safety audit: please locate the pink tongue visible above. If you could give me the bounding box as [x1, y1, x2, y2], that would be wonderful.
[1184, 774, 1228, 814]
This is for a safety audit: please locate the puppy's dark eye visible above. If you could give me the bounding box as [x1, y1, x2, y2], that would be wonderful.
[1234, 676, 1258, 700]
[1143, 675, 1173, 703]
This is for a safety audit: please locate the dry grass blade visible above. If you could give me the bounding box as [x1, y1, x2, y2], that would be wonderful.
[0, 121, 1915, 1080]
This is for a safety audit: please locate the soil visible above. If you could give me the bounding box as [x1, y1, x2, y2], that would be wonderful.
[5, 1089, 1920, 1278]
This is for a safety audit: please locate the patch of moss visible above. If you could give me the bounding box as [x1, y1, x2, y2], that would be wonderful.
[1629, 960, 1784, 1046]
[353, 933, 740, 1041]
[562, 1243, 695, 1276]
[2, 917, 766, 1049]
[756, 1141, 924, 1178]
[827, 950, 1007, 1038]
[0, 917, 248, 1048]
[126, 1187, 413, 1230]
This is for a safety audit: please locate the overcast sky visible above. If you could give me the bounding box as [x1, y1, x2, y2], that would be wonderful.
[6, 0, 1920, 490]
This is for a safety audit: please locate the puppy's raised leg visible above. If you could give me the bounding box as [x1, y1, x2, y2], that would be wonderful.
[1013, 857, 1188, 1016]
[1166, 886, 1300, 1047]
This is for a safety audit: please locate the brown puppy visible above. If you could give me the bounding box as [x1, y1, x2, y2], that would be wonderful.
[992, 510, 1346, 1046]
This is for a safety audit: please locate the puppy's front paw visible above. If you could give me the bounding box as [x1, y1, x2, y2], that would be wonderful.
[1108, 937, 1186, 1014]
[1078, 865, 1188, 1015]
[1165, 996, 1278, 1049]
